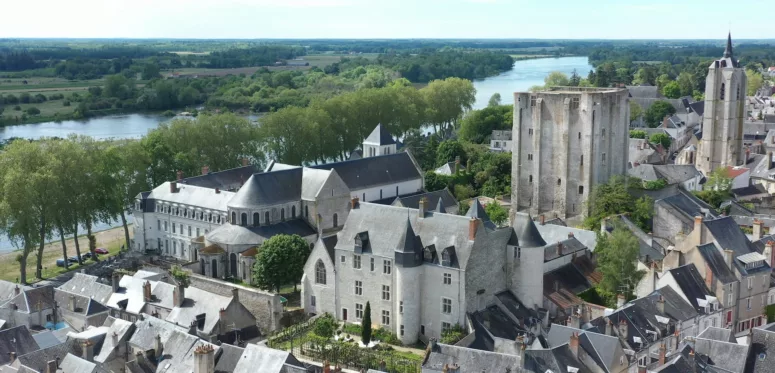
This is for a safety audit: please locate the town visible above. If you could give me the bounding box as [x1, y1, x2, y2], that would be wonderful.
[2, 26, 775, 373]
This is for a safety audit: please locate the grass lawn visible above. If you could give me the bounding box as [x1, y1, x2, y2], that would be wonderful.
[0, 78, 104, 92]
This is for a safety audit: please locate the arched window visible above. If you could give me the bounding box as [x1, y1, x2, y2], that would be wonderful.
[253, 212, 259, 227]
[292, 206, 296, 219]
[231, 212, 236, 225]
[315, 260, 326, 284]
[281, 208, 285, 221]
[720, 83, 725, 99]
[211, 259, 218, 278]
[265, 211, 270, 225]
[230, 253, 238, 277]
[557, 178, 562, 186]
[333, 213, 338, 228]
[241, 213, 248, 226]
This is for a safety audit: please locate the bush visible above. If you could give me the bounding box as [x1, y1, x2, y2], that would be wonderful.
[440, 324, 467, 345]
[629, 130, 646, 139]
[25, 107, 40, 115]
[373, 327, 401, 345]
[13, 105, 21, 111]
[313, 313, 338, 339]
[33, 93, 47, 103]
[19, 92, 31, 104]
[162, 110, 176, 117]
[63, 100, 71, 107]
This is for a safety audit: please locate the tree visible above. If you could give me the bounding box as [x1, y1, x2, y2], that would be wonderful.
[422, 77, 476, 134]
[103, 74, 134, 100]
[487, 93, 501, 107]
[747, 69, 764, 96]
[584, 175, 637, 230]
[142, 63, 161, 80]
[459, 105, 512, 144]
[314, 313, 337, 339]
[629, 130, 646, 139]
[706, 167, 733, 193]
[544, 71, 570, 87]
[662, 81, 681, 99]
[484, 201, 508, 227]
[569, 69, 581, 86]
[676, 72, 696, 97]
[649, 133, 672, 149]
[252, 234, 310, 292]
[644, 101, 676, 127]
[595, 225, 645, 298]
[25, 107, 40, 116]
[436, 140, 466, 168]
[170, 265, 190, 288]
[629, 101, 643, 123]
[656, 74, 671, 93]
[362, 302, 372, 344]
[630, 196, 654, 232]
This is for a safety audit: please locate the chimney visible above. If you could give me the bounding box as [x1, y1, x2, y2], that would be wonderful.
[112, 332, 118, 348]
[67, 294, 77, 312]
[170, 181, 178, 193]
[657, 295, 665, 314]
[694, 215, 703, 233]
[617, 294, 626, 308]
[468, 218, 479, 241]
[568, 232, 574, 238]
[753, 219, 763, 241]
[135, 351, 144, 365]
[605, 318, 612, 336]
[454, 156, 461, 174]
[350, 196, 359, 209]
[111, 272, 121, 292]
[540, 215, 545, 225]
[201, 165, 209, 176]
[242, 157, 249, 167]
[418, 197, 427, 218]
[323, 361, 330, 373]
[219, 308, 227, 325]
[570, 312, 581, 329]
[189, 320, 198, 335]
[658, 343, 667, 366]
[82, 339, 95, 361]
[569, 332, 579, 358]
[143, 281, 152, 302]
[193, 344, 216, 373]
[705, 263, 714, 289]
[687, 349, 695, 371]
[173, 284, 185, 307]
[154, 334, 163, 360]
[215, 187, 220, 194]
[769, 152, 774, 170]
[177, 170, 183, 181]
[556, 243, 563, 257]
[746, 148, 751, 163]
[618, 320, 629, 340]
[231, 288, 239, 303]
[14, 285, 20, 296]
[723, 249, 734, 270]
[46, 360, 58, 373]
[767, 241, 775, 267]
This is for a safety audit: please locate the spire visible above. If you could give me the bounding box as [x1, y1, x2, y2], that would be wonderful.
[397, 216, 419, 253]
[723, 32, 733, 59]
[465, 198, 490, 222]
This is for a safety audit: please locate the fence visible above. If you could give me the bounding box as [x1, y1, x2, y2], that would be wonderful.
[267, 317, 422, 373]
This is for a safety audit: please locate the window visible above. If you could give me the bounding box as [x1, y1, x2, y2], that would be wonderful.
[281, 208, 285, 221]
[315, 260, 326, 285]
[356, 303, 364, 319]
[443, 273, 452, 285]
[400, 325, 404, 336]
[172, 223, 176, 233]
[514, 247, 521, 259]
[602, 153, 606, 161]
[383, 260, 392, 274]
[721, 83, 725, 100]
[382, 310, 390, 326]
[305, 205, 309, 218]
[157, 220, 161, 230]
[530, 96, 536, 106]
[196, 228, 200, 237]
[529, 175, 533, 183]
[578, 132, 581, 140]
[370, 258, 375, 271]
[396, 186, 399, 196]
[557, 178, 562, 186]
[382, 285, 391, 301]
[333, 213, 338, 228]
[748, 277, 753, 289]
[341, 255, 346, 264]
[580, 155, 583, 166]
[231, 212, 236, 224]
[737, 86, 740, 100]
[748, 297, 752, 310]
[527, 154, 533, 161]
[311, 296, 316, 307]
[253, 212, 259, 226]
[421, 325, 425, 335]
[173, 241, 177, 255]
[571, 97, 579, 109]
[188, 225, 192, 237]
[528, 128, 533, 135]
[355, 281, 363, 296]
[602, 128, 606, 136]
[442, 322, 451, 333]
[353, 255, 361, 269]
[728, 293, 734, 306]
[592, 110, 595, 125]
[579, 186, 584, 195]
[400, 301, 403, 314]
[264, 211, 269, 225]
[442, 298, 452, 314]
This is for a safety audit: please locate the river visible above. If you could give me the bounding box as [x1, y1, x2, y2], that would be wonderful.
[0, 56, 592, 252]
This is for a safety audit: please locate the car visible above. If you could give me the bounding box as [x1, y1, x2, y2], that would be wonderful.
[67, 256, 79, 263]
[95, 248, 109, 255]
[56, 259, 67, 267]
[82, 252, 92, 260]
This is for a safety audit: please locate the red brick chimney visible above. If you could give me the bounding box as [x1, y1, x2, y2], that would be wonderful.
[323, 361, 330, 373]
[177, 170, 183, 181]
[658, 343, 667, 366]
[556, 243, 563, 257]
[540, 215, 545, 225]
[569, 332, 579, 358]
[170, 181, 178, 193]
[469, 218, 479, 241]
[350, 196, 359, 209]
[143, 281, 152, 302]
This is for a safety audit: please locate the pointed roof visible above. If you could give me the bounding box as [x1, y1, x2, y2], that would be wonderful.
[364, 123, 396, 145]
[396, 217, 420, 253]
[435, 198, 446, 214]
[465, 198, 490, 221]
[512, 212, 547, 248]
[723, 32, 733, 58]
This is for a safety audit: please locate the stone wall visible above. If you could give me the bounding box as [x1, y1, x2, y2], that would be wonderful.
[188, 273, 283, 333]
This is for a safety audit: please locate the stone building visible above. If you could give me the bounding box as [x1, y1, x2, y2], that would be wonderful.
[301, 198, 552, 345]
[511, 87, 630, 219]
[696, 33, 748, 175]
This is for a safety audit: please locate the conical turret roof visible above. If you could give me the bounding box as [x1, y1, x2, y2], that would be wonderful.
[512, 212, 547, 248]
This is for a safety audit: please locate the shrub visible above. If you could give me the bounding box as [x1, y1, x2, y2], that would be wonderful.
[25, 107, 40, 115]
[314, 313, 337, 339]
[374, 327, 401, 345]
[63, 100, 71, 107]
[162, 110, 176, 117]
[440, 324, 467, 344]
[13, 105, 21, 111]
[362, 302, 372, 344]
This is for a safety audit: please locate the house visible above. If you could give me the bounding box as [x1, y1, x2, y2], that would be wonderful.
[629, 138, 664, 167]
[232, 343, 306, 373]
[0, 285, 63, 331]
[53, 288, 110, 332]
[301, 198, 554, 345]
[545, 324, 629, 373]
[490, 130, 512, 152]
[434, 157, 465, 175]
[653, 188, 718, 246]
[655, 264, 724, 334]
[391, 188, 459, 215]
[0, 326, 39, 365]
[422, 339, 527, 373]
[628, 164, 704, 191]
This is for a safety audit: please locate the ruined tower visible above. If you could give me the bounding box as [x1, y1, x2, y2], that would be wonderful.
[696, 33, 747, 175]
[511, 87, 630, 220]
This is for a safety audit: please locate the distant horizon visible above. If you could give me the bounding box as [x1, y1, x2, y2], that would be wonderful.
[2, 37, 775, 42]
[2, 0, 768, 40]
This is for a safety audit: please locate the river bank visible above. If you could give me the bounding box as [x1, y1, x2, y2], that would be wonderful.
[0, 226, 131, 283]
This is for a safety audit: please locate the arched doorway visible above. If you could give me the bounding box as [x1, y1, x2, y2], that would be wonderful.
[230, 253, 238, 278]
[211, 259, 218, 278]
[253, 212, 259, 226]
[241, 213, 248, 226]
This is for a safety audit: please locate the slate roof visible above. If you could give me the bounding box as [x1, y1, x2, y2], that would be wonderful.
[233, 344, 304, 373]
[694, 335, 750, 373]
[215, 344, 245, 373]
[544, 264, 590, 310]
[228, 168, 303, 209]
[732, 183, 768, 198]
[127, 315, 188, 352]
[300, 168, 332, 201]
[629, 164, 702, 184]
[363, 124, 395, 145]
[656, 189, 718, 223]
[697, 243, 738, 284]
[0, 281, 28, 306]
[16, 339, 82, 373]
[749, 323, 775, 373]
[494, 291, 541, 327]
[94, 318, 134, 363]
[703, 216, 757, 257]
[535, 223, 597, 253]
[149, 182, 235, 212]
[464, 198, 493, 226]
[663, 264, 714, 313]
[206, 220, 316, 246]
[696, 326, 736, 343]
[179, 165, 260, 190]
[544, 236, 587, 262]
[0, 326, 39, 365]
[434, 162, 464, 175]
[157, 331, 219, 373]
[512, 212, 547, 248]
[54, 289, 109, 317]
[626, 85, 661, 99]
[337, 203, 512, 270]
[689, 101, 705, 116]
[321, 235, 337, 262]
[165, 286, 235, 335]
[392, 188, 458, 213]
[469, 305, 527, 350]
[524, 344, 592, 373]
[106, 275, 174, 315]
[311, 152, 421, 191]
[11, 285, 56, 313]
[57, 353, 96, 373]
[33, 330, 64, 350]
[547, 324, 627, 373]
[423, 343, 523, 373]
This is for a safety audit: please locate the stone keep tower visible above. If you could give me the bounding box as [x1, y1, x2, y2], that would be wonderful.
[511, 87, 629, 220]
[697, 33, 747, 175]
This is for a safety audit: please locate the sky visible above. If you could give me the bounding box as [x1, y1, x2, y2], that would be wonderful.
[1, 0, 771, 40]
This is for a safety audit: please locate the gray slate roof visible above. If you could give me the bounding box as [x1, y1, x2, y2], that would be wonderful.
[423, 343, 524, 373]
[206, 220, 316, 246]
[626, 85, 661, 99]
[33, 330, 65, 350]
[656, 188, 718, 223]
[0, 326, 39, 365]
[16, 339, 82, 373]
[214, 344, 244, 373]
[694, 335, 749, 373]
[232, 344, 304, 373]
[180, 165, 260, 190]
[547, 324, 627, 373]
[697, 243, 738, 284]
[127, 315, 189, 352]
[629, 164, 701, 184]
[663, 264, 714, 313]
[0, 281, 28, 307]
[512, 212, 546, 248]
[165, 286, 235, 335]
[363, 124, 396, 145]
[312, 152, 421, 191]
[57, 353, 96, 373]
[392, 188, 458, 213]
[749, 323, 775, 373]
[524, 344, 592, 373]
[696, 326, 736, 343]
[228, 168, 303, 209]
[58, 273, 114, 306]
